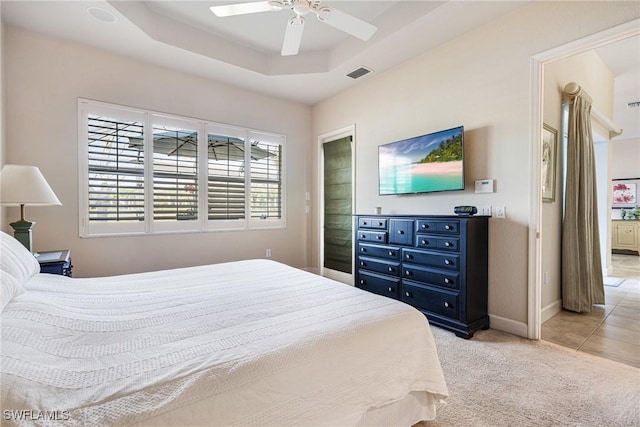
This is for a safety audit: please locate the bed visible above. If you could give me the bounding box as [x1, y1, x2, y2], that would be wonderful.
[0, 232, 448, 426]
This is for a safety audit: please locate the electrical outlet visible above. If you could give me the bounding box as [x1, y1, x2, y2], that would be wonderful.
[496, 206, 506, 219]
[478, 206, 492, 216]
[266, 249, 272, 258]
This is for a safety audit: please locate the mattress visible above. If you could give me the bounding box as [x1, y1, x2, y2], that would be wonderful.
[1, 259, 448, 426]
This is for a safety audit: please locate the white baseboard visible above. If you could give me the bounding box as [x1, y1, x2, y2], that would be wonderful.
[541, 299, 562, 323]
[606, 265, 613, 276]
[488, 314, 528, 338]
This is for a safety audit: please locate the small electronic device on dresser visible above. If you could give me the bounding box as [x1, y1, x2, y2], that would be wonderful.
[354, 214, 489, 338]
[37, 249, 73, 277]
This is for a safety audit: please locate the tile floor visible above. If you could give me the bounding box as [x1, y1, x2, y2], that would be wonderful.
[541, 254, 640, 368]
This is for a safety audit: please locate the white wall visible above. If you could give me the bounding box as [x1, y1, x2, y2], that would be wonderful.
[312, 1, 639, 335]
[1, 20, 5, 225]
[3, 27, 313, 277]
[612, 138, 640, 179]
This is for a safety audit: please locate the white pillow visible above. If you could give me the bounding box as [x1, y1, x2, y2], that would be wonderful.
[1, 272, 24, 312]
[1, 231, 40, 310]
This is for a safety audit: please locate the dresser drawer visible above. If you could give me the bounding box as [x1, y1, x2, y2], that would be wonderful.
[416, 219, 459, 234]
[358, 256, 401, 276]
[389, 219, 414, 245]
[358, 217, 387, 229]
[401, 281, 459, 319]
[358, 230, 388, 243]
[357, 270, 400, 299]
[403, 248, 460, 271]
[402, 262, 459, 289]
[357, 243, 400, 260]
[416, 236, 459, 251]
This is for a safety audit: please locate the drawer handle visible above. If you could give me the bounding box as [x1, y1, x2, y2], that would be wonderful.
[444, 278, 451, 284]
[445, 241, 452, 247]
[421, 224, 429, 229]
[405, 291, 412, 297]
[361, 234, 367, 239]
[378, 222, 384, 226]
[444, 302, 450, 308]
[445, 225, 452, 230]
[397, 230, 404, 234]
[360, 279, 365, 285]
[421, 239, 428, 245]
[376, 236, 382, 240]
[405, 254, 412, 260]
[388, 251, 394, 256]
[388, 267, 394, 272]
[388, 287, 393, 292]
[444, 259, 452, 265]
[405, 270, 412, 276]
[363, 221, 368, 225]
[361, 247, 366, 252]
[360, 261, 365, 266]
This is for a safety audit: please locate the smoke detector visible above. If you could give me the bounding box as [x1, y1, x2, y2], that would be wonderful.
[627, 101, 640, 109]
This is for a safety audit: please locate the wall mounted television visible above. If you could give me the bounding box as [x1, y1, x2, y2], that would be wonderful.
[378, 126, 465, 196]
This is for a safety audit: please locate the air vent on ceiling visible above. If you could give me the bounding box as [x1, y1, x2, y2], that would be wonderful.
[346, 66, 373, 80]
[627, 101, 640, 109]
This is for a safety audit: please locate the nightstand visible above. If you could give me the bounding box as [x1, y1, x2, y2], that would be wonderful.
[37, 250, 73, 277]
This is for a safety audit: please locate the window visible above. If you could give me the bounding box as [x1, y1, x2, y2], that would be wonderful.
[207, 127, 246, 222]
[87, 114, 145, 223]
[79, 100, 285, 237]
[249, 133, 283, 221]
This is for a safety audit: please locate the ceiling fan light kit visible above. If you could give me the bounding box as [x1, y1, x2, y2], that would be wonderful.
[210, 0, 378, 56]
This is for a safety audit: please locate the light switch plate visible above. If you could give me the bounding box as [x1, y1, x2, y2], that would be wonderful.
[475, 179, 494, 194]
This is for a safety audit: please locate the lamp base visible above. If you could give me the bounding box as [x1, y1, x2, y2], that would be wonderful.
[10, 219, 35, 253]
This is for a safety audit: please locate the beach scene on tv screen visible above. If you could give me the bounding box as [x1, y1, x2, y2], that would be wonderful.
[379, 127, 463, 195]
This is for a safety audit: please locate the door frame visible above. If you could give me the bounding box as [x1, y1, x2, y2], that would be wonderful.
[528, 19, 640, 339]
[317, 125, 356, 284]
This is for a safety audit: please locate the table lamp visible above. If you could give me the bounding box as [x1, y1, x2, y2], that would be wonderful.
[0, 164, 62, 253]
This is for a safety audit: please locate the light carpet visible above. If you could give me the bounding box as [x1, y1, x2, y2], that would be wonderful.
[419, 327, 640, 427]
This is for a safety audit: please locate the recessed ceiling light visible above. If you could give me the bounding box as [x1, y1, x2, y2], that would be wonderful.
[87, 7, 117, 24]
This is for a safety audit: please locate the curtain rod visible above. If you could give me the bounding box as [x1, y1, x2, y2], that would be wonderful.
[563, 82, 623, 139]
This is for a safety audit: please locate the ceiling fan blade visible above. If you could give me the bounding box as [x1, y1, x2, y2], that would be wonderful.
[210, 1, 281, 17]
[316, 7, 377, 41]
[281, 16, 305, 56]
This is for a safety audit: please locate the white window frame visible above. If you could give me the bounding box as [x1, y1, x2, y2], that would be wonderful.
[78, 99, 286, 237]
[248, 130, 286, 230]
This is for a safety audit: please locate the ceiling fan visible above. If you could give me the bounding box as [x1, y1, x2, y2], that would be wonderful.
[210, 1, 378, 56]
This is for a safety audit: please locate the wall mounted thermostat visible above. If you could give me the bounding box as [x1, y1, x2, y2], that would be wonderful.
[475, 179, 494, 194]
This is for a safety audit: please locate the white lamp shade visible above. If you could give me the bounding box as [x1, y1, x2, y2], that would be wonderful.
[0, 164, 62, 206]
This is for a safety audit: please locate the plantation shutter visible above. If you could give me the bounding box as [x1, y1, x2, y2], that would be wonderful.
[80, 99, 286, 236]
[250, 137, 282, 220]
[87, 115, 145, 222]
[207, 133, 246, 220]
[152, 125, 198, 221]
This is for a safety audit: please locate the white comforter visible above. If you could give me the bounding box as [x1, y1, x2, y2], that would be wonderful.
[1, 259, 448, 426]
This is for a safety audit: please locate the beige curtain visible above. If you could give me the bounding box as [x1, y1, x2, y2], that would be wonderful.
[561, 83, 605, 313]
